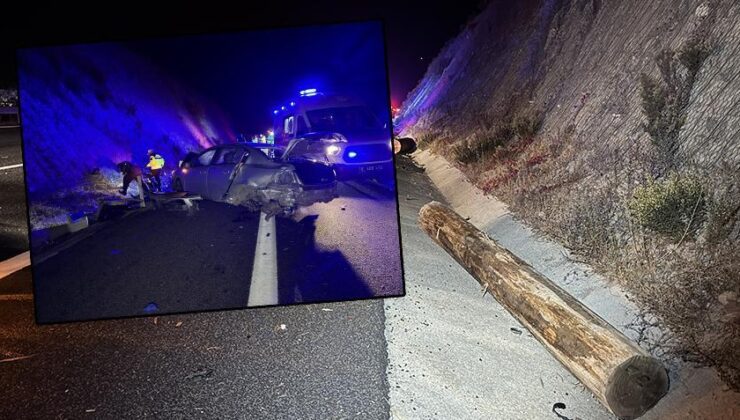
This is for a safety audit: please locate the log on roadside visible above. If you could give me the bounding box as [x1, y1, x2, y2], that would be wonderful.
[393, 137, 417, 155]
[418, 201, 669, 420]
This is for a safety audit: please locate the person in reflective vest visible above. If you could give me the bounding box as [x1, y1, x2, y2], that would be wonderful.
[146, 149, 165, 192]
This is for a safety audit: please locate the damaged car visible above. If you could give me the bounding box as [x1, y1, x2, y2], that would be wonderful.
[171, 143, 337, 218]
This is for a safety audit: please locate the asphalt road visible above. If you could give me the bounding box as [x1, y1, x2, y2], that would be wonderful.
[0, 286, 391, 419]
[0, 152, 632, 419]
[0, 126, 28, 261]
[29, 177, 401, 323]
[33, 201, 261, 323]
[279, 181, 403, 303]
[0, 160, 402, 420]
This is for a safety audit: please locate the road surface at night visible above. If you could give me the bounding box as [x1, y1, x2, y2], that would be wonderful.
[0, 127, 28, 261]
[31, 177, 402, 323]
[0, 156, 617, 419]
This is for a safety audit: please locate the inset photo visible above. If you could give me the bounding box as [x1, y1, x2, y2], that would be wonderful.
[17, 20, 404, 324]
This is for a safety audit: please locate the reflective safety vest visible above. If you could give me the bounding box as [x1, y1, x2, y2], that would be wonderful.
[147, 154, 165, 170]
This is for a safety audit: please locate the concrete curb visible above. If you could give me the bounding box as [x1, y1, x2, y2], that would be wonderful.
[411, 149, 740, 419]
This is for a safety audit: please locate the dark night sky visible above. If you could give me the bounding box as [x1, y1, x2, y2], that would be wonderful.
[126, 21, 390, 134]
[1, 1, 483, 111]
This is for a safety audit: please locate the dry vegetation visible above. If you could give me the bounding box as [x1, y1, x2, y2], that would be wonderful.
[29, 168, 122, 229]
[415, 35, 739, 389]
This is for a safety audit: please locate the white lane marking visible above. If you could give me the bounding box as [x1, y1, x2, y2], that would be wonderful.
[0, 251, 30, 280]
[247, 212, 278, 307]
[0, 163, 23, 171]
[0, 354, 35, 363]
[0, 294, 33, 301]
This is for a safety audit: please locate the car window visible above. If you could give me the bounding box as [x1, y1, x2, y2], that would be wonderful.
[284, 138, 327, 160]
[306, 106, 380, 132]
[296, 116, 308, 135]
[283, 116, 295, 135]
[213, 147, 246, 165]
[195, 149, 217, 167]
[245, 147, 273, 165]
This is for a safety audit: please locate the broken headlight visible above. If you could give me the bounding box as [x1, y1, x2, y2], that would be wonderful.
[321, 133, 347, 157]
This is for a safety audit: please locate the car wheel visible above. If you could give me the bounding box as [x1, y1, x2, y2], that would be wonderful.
[174, 178, 184, 192]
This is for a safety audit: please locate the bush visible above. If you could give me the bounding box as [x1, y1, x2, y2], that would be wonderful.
[454, 123, 514, 164]
[639, 36, 712, 172]
[628, 174, 706, 239]
[703, 163, 740, 243]
[512, 109, 544, 139]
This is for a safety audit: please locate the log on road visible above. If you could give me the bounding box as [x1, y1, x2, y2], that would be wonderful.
[418, 201, 668, 419]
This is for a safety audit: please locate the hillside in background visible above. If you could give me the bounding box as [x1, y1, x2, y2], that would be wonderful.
[397, 0, 739, 170]
[17, 44, 235, 198]
[398, 0, 740, 389]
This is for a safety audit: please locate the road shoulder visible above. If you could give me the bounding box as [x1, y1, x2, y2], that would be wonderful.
[408, 149, 740, 419]
[386, 155, 612, 419]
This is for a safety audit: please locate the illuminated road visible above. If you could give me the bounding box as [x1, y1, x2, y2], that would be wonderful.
[275, 179, 403, 304]
[27, 176, 402, 323]
[0, 171, 401, 419]
[0, 127, 28, 261]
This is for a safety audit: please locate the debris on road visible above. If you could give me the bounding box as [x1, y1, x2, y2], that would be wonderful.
[186, 368, 213, 380]
[510, 327, 523, 335]
[175, 321, 183, 327]
[552, 402, 571, 420]
[144, 302, 158, 314]
[321, 308, 334, 312]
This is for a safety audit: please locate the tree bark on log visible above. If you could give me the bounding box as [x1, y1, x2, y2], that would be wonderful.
[419, 201, 668, 419]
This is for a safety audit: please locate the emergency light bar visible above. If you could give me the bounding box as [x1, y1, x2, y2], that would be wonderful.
[299, 88, 318, 97]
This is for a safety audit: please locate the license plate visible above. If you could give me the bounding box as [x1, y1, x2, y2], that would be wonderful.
[361, 164, 383, 172]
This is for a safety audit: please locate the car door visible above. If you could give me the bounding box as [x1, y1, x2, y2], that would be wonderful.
[185, 148, 217, 196]
[207, 146, 248, 200]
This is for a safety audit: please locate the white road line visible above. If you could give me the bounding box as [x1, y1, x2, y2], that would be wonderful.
[247, 212, 278, 307]
[0, 354, 35, 363]
[0, 163, 23, 171]
[0, 294, 33, 301]
[0, 251, 30, 280]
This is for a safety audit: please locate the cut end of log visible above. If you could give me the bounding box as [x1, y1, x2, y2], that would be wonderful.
[605, 355, 669, 419]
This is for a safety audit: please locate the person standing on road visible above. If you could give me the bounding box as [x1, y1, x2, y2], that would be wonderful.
[146, 149, 165, 192]
[116, 161, 143, 196]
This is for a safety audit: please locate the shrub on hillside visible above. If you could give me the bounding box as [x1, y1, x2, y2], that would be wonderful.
[703, 163, 740, 244]
[454, 123, 514, 164]
[639, 36, 712, 172]
[628, 174, 705, 240]
[512, 109, 544, 139]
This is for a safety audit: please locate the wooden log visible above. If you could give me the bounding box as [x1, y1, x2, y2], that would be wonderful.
[394, 137, 417, 155]
[419, 201, 668, 419]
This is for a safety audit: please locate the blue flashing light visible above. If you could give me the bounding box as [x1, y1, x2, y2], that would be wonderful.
[299, 88, 319, 97]
[281, 106, 286, 110]
[347, 151, 358, 159]
[273, 109, 279, 115]
[290, 101, 296, 106]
